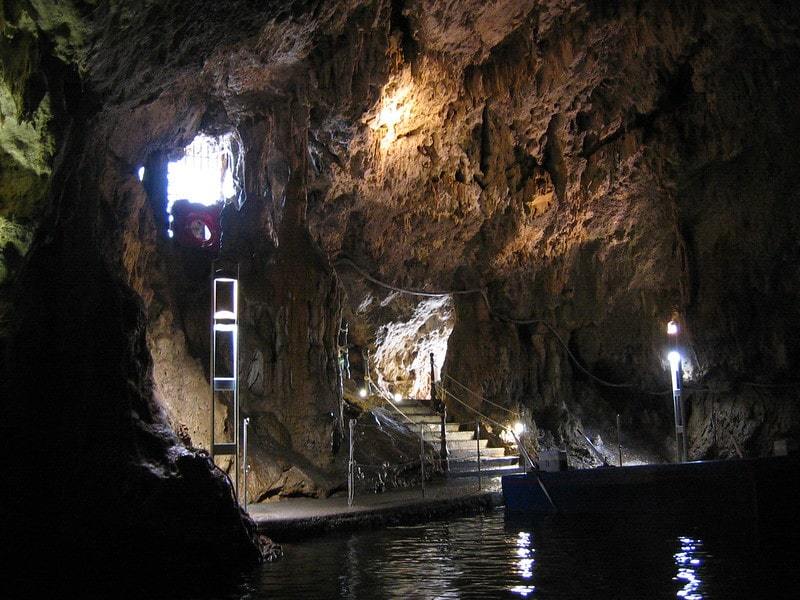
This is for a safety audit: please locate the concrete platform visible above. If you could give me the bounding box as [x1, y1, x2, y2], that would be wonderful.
[248, 476, 504, 541]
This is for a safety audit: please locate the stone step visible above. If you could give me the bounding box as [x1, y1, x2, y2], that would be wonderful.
[397, 406, 438, 416]
[423, 430, 475, 442]
[420, 422, 461, 432]
[448, 456, 520, 470]
[446, 464, 525, 479]
[447, 439, 488, 450]
[407, 414, 449, 424]
[449, 447, 507, 459]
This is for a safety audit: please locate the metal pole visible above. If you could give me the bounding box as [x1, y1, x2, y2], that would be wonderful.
[440, 404, 448, 473]
[677, 392, 687, 462]
[672, 363, 686, 462]
[431, 353, 448, 472]
[365, 347, 372, 390]
[420, 425, 426, 499]
[476, 419, 482, 490]
[616, 413, 623, 467]
[667, 322, 687, 463]
[348, 418, 355, 507]
[678, 381, 688, 462]
[243, 417, 249, 511]
[210, 265, 215, 461]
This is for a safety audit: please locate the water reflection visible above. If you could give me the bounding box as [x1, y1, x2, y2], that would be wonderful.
[510, 530, 536, 596]
[674, 536, 704, 600]
[236, 508, 793, 599]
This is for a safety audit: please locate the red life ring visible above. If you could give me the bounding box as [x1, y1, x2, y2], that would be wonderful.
[170, 200, 222, 250]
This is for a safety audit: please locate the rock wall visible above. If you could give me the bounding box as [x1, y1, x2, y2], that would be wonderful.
[2, 123, 265, 589]
[305, 0, 800, 460]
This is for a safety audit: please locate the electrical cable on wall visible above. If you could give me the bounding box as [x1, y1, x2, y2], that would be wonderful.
[336, 255, 719, 396]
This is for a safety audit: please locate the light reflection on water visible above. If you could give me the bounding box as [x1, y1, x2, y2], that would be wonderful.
[200, 508, 798, 600]
[511, 530, 535, 597]
[674, 536, 703, 600]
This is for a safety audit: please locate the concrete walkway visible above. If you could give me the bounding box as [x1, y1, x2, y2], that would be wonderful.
[248, 476, 504, 541]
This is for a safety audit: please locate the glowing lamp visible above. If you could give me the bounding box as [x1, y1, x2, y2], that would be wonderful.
[513, 422, 525, 436]
[393, 392, 403, 403]
[359, 388, 368, 398]
[667, 321, 679, 335]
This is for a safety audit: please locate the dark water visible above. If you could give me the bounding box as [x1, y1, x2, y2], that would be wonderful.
[206, 508, 798, 600]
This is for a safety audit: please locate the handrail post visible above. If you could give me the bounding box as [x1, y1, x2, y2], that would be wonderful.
[476, 419, 482, 490]
[348, 418, 355, 507]
[440, 403, 448, 473]
[431, 353, 448, 472]
[617, 413, 623, 467]
[420, 424, 426, 498]
[242, 417, 250, 511]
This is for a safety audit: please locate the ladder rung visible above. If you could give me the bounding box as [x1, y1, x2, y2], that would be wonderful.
[213, 443, 237, 455]
[213, 377, 236, 390]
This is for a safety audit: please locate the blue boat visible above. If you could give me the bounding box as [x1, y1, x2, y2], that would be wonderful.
[502, 456, 799, 531]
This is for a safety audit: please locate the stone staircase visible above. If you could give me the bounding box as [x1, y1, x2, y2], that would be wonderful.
[394, 399, 523, 479]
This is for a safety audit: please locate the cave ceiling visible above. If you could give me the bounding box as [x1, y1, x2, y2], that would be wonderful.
[3, 0, 798, 414]
[75, 1, 791, 305]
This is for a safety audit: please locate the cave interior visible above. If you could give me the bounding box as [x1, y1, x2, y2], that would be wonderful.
[2, 0, 799, 585]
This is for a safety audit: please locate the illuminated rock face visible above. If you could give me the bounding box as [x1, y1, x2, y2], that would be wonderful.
[3, 0, 800, 580]
[306, 0, 800, 461]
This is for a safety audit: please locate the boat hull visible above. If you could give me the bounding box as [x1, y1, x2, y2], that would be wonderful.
[502, 456, 799, 526]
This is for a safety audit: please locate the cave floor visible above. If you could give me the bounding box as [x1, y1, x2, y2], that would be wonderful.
[249, 476, 504, 541]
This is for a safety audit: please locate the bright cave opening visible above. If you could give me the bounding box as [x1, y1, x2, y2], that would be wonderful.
[165, 133, 238, 247]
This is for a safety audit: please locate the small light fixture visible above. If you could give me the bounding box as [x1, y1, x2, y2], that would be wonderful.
[513, 422, 525, 436]
[393, 392, 403, 402]
[667, 320, 679, 335]
[359, 388, 368, 398]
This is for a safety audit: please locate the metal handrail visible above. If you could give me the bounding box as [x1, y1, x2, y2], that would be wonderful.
[437, 384, 534, 470]
[442, 373, 521, 417]
[367, 381, 418, 427]
[364, 384, 438, 477]
[576, 427, 609, 465]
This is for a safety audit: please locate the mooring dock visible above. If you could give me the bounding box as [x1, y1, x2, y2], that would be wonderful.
[249, 477, 503, 541]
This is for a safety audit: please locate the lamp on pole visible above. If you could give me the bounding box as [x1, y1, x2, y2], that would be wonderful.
[667, 320, 688, 462]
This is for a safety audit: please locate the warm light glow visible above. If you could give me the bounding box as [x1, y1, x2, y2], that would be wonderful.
[513, 422, 525, 436]
[370, 82, 414, 150]
[393, 392, 403, 402]
[359, 388, 368, 398]
[668, 351, 681, 370]
[667, 320, 679, 335]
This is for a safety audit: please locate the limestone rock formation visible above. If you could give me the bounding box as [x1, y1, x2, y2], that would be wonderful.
[2, 0, 800, 589]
